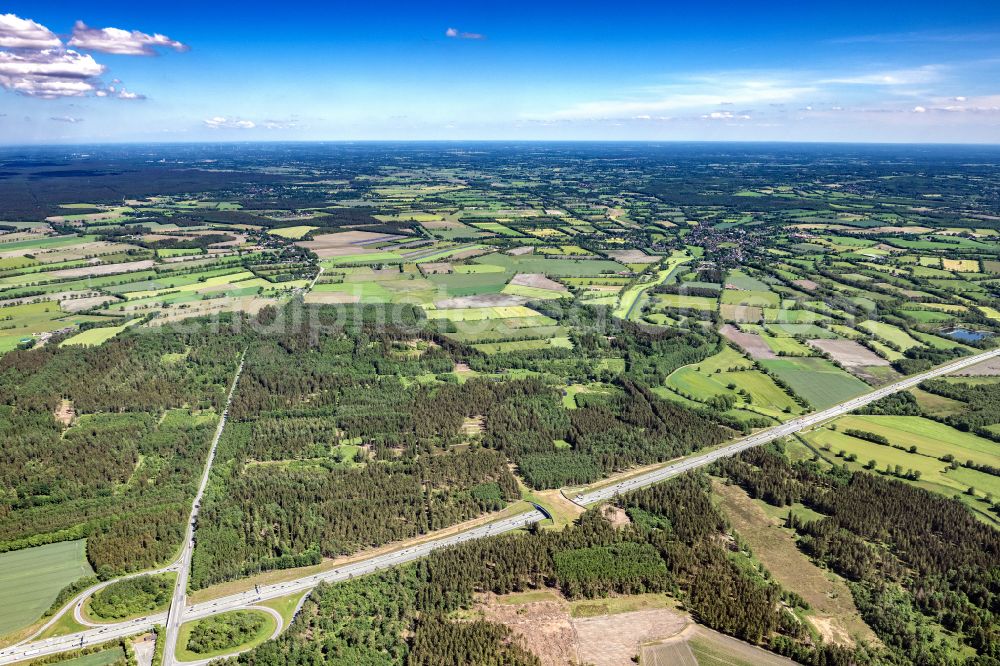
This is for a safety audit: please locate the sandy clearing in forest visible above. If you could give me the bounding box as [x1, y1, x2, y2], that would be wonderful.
[53, 399, 75, 426]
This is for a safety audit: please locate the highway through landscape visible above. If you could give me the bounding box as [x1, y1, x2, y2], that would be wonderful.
[576, 346, 1000, 505]
[2, 346, 998, 665]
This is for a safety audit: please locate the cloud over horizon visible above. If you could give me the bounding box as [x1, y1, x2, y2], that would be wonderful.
[0, 12, 185, 98]
[69, 21, 189, 56]
[204, 116, 256, 129]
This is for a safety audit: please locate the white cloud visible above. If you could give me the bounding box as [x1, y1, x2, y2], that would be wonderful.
[0, 13, 187, 99]
[820, 66, 942, 87]
[701, 111, 751, 120]
[445, 27, 485, 40]
[546, 77, 811, 120]
[919, 95, 1000, 114]
[0, 48, 105, 98]
[68, 21, 188, 56]
[261, 119, 299, 130]
[913, 106, 927, 113]
[204, 116, 256, 129]
[0, 13, 61, 49]
[50, 115, 83, 123]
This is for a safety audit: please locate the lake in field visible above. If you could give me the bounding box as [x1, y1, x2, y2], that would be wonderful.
[941, 327, 992, 342]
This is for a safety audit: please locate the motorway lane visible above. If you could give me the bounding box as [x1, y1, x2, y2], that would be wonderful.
[576, 346, 1000, 505]
[183, 509, 545, 621]
[161, 350, 246, 666]
[0, 509, 544, 665]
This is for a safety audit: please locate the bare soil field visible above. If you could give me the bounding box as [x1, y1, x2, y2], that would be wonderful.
[303, 291, 360, 304]
[951, 356, 1000, 376]
[792, 279, 819, 291]
[720, 324, 776, 359]
[460, 416, 484, 435]
[60, 294, 118, 312]
[510, 273, 569, 292]
[507, 246, 535, 256]
[477, 592, 690, 666]
[808, 339, 889, 367]
[640, 636, 698, 666]
[297, 231, 403, 258]
[419, 262, 453, 275]
[432, 294, 527, 308]
[720, 304, 763, 323]
[605, 249, 660, 263]
[50, 259, 156, 279]
[145, 296, 273, 324]
[575, 608, 688, 665]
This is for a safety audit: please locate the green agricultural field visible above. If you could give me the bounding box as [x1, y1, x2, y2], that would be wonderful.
[425, 305, 542, 322]
[760, 357, 870, 409]
[666, 366, 734, 400]
[268, 225, 318, 239]
[804, 425, 1000, 511]
[469, 222, 522, 236]
[761, 335, 813, 356]
[724, 270, 771, 291]
[859, 321, 923, 351]
[473, 337, 572, 353]
[654, 293, 717, 311]
[54, 646, 127, 666]
[0, 540, 94, 637]
[60, 320, 139, 347]
[695, 346, 754, 373]
[720, 289, 780, 308]
[834, 416, 1000, 467]
[721, 370, 802, 414]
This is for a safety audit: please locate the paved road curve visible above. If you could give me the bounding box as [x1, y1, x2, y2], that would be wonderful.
[2, 346, 997, 665]
[576, 346, 1000, 505]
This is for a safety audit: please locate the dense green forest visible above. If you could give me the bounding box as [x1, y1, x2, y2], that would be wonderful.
[716, 445, 1000, 664]
[0, 326, 244, 575]
[232, 471, 868, 665]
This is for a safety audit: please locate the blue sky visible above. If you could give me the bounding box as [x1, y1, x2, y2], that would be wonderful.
[1, 1, 999, 143]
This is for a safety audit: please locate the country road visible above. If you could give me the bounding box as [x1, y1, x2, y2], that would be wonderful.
[2, 345, 998, 665]
[161, 349, 246, 666]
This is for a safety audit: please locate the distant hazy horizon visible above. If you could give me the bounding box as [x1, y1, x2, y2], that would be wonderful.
[1, 1, 999, 144]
